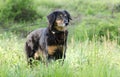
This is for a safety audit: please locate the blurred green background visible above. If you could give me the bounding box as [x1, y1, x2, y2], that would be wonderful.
[0, 0, 120, 42]
[0, 0, 120, 77]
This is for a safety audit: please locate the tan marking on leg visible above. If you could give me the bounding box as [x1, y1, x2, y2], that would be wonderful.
[34, 48, 42, 60]
[47, 46, 57, 55]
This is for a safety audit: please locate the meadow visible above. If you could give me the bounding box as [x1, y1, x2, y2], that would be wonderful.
[0, 0, 120, 77]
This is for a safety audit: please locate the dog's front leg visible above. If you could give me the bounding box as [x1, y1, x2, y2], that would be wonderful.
[42, 49, 49, 66]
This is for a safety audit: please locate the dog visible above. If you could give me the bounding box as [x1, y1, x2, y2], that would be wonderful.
[25, 10, 72, 65]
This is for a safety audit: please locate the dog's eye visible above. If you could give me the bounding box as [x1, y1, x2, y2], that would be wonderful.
[57, 16, 61, 20]
[60, 14, 63, 17]
[64, 14, 67, 17]
[57, 15, 63, 20]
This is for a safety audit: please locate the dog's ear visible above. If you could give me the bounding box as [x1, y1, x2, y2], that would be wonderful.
[63, 10, 72, 21]
[47, 12, 56, 30]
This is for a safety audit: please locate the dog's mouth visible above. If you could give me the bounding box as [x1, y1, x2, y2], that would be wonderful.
[56, 19, 69, 26]
[55, 20, 68, 31]
[59, 22, 68, 27]
[53, 13, 70, 31]
[58, 23, 67, 27]
[55, 25, 67, 31]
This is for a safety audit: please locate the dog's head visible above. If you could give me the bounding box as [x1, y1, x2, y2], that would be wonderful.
[47, 10, 72, 31]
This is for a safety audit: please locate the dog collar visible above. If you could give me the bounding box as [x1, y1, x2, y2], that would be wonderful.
[52, 31, 55, 34]
[50, 29, 66, 34]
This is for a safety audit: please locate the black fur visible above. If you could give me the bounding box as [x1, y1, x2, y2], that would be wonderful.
[25, 10, 71, 65]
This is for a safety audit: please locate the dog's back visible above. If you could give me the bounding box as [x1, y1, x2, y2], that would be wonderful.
[25, 28, 47, 64]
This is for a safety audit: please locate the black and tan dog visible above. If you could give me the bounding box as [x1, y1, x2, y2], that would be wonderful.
[25, 10, 72, 65]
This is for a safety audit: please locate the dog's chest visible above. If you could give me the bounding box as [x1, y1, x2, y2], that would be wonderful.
[47, 45, 63, 55]
[47, 32, 66, 45]
[46, 32, 67, 56]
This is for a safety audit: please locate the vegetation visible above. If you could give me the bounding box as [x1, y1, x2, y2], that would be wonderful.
[0, 0, 120, 77]
[0, 0, 40, 21]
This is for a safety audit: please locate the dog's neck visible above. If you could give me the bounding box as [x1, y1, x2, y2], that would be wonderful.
[47, 27, 68, 45]
[48, 27, 66, 35]
[51, 31, 55, 34]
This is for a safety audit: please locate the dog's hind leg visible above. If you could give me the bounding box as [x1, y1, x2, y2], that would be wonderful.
[25, 42, 35, 65]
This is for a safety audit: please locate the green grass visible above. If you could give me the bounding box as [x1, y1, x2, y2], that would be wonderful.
[1, 0, 120, 77]
[0, 32, 120, 77]
[1, 0, 120, 41]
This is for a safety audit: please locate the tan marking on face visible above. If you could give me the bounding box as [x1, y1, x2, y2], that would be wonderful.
[56, 19, 63, 26]
[47, 46, 57, 55]
[55, 26, 67, 31]
[55, 18, 67, 31]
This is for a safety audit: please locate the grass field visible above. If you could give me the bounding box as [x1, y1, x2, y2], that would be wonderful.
[0, 0, 120, 77]
[0, 32, 120, 77]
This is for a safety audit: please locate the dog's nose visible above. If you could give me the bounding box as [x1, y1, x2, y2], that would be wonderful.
[65, 22, 68, 26]
[64, 20, 68, 26]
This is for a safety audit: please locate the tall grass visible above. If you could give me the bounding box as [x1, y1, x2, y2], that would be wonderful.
[0, 32, 120, 77]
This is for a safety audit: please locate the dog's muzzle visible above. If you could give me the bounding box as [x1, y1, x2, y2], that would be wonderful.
[64, 19, 69, 26]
